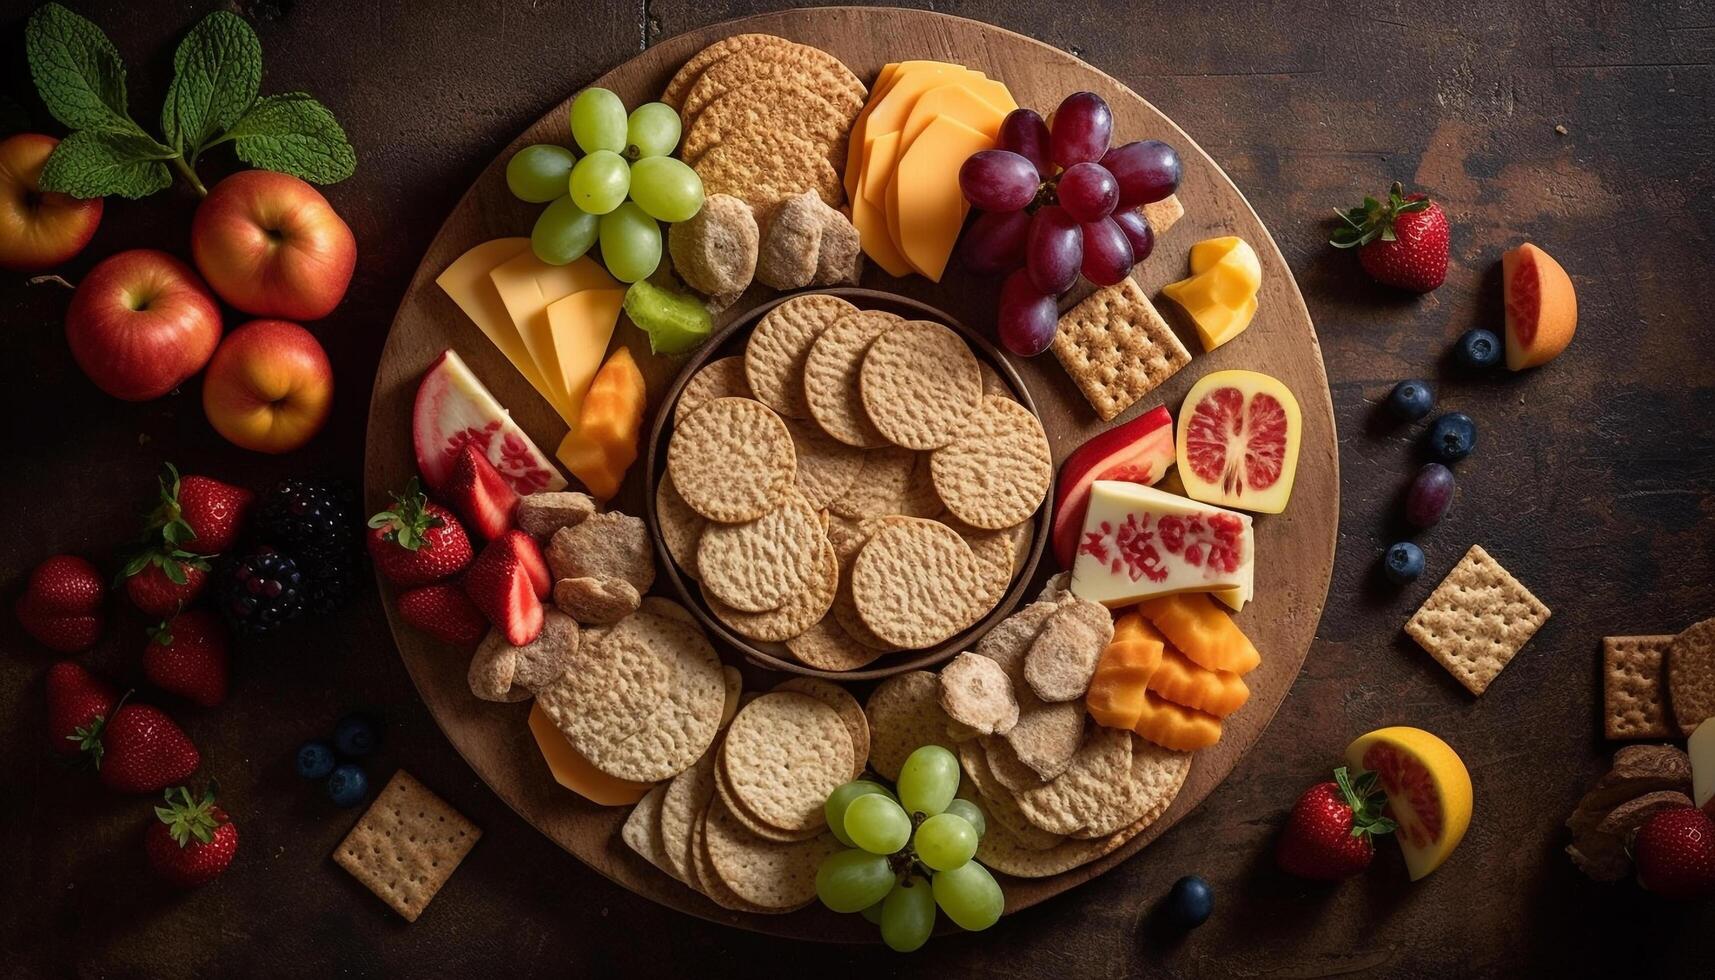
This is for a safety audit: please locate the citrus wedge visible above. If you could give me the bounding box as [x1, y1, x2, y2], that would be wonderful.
[1344, 727, 1472, 881]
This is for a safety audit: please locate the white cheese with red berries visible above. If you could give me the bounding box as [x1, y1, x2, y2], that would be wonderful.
[1069, 481, 1254, 608]
[1691, 717, 1715, 816]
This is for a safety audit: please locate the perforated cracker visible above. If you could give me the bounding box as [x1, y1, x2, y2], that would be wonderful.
[805, 310, 899, 448]
[547, 510, 655, 593]
[1404, 544, 1552, 695]
[852, 518, 987, 649]
[747, 294, 856, 419]
[697, 489, 822, 613]
[704, 801, 840, 910]
[785, 613, 885, 672]
[722, 691, 853, 832]
[785, 419, 865, 509]
[938, 652, 1019, 736]
[680, 45, 864, 124]
[695, 131, 842, 214]
[864, 671, 956, 781]
[1051, 277, 1191, 421]
[951, 522, 1019, 613]
[332, 771, 480, 922]
[1668, 617, 1715, 735]
[655, 473, 707, 580]
[775, 676, 869, 778]
[931, 395, 1052, 530]
[707, 540, 837, 642]
[859, 320, 983, 450]
[1603, 634, 1676, 740]
[668, 396, 795, 522]
[675, 356, 753, 427]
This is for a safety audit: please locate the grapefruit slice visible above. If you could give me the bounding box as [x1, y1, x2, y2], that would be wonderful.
[1050, 405, 1175, 568]
[1344, 727, 1472, 881]
[1175, 370, 1301, 514]
[1501, 242, 1576, 370]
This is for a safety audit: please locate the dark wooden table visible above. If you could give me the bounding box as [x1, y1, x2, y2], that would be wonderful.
[4, 2, 1712, 976]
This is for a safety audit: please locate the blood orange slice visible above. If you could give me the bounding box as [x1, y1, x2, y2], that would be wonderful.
[1344, 727, 1472, 881]
[1175, 370, 1302, 514]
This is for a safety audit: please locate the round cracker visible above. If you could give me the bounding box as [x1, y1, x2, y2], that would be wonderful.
[978, 360, 1016, 401]
[662, 33, 788, 108]
[829, 447, 940, 520]
[680, 45, 864, 123]
[704, 801, 841, 910]
[774, 676, 870, 779]
[655, 473, 707, 580]
[852, 518, 987, 649]
[859, 321, 982, 450]
[956, 747, 1064, 851]
[1669, 617, 1715, 735]
[690, 802, 780, 913]
[864, 670, 956, 782]
[939, 652, 1020, 736]
[538, 611, 726, 782]
[805, 310, 900, 448]
[746, 294, 855, 420]
[714, 757, 824, 842]
[947, 519, 1020, 616]
[696, 489, 822, 613]
[931, 395, 1053, 530]
[722, 691, 854, 832]
[660, 750, 719, 881]
[675, 356, 753, 426]
[695, 131, 843, 214]
[785, 613, 886, 672]
[976, 758, 1185, 880]
[786, 419, 865, 510]
[706, 540, 837, 642]
[1014, 726, 1140, 837]
[682, 80, 848, 168]
[668, 396, 795, 522]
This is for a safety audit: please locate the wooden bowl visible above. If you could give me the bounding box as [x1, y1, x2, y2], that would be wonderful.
[644, 287, 1051, 681]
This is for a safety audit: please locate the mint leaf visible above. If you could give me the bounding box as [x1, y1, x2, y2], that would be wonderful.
[162, 11, 262, 157]
[25, 3, 138, 134]
[39, 129, 175, 199]
[225, 93, 355, 183]
[0, 96, 28, 137]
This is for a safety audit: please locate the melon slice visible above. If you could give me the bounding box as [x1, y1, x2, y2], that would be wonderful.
[1501, 242, 1577, 370]
[1176, 369, 1301, 514]
[412, 349, 566, 494]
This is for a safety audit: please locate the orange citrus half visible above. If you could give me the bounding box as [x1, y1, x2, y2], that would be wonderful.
[1344, 726, 1473, 881]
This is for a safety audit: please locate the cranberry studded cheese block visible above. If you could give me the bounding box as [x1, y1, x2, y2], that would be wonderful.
[1069, 481, 1254, 609]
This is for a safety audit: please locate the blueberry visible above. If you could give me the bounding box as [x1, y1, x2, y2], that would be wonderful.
[333, 712, 383, 757]
[1383, 542, 1426, 584]
[1164, 875, 1213, 929]
[1386, 379, 1434, 421]
[295, 739, 336, 780]
[326, 764, 369, 807]
[1455, 329, 1502, 371]
[1425, 412, 1477, 463]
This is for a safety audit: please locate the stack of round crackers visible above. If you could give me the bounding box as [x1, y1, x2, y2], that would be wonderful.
[659, 293, 1052, 670]
[662, 33, 866, 214]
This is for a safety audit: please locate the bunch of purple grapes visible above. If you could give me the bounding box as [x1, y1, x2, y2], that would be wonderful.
[958, 92, 1182, 356]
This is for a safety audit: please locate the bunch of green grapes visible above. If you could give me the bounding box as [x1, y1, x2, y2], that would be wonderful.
[816, 745, 1005, 952]
[505, 87, 705, 281]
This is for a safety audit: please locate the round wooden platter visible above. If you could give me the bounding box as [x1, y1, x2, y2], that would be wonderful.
[364, 7, 1338, 940]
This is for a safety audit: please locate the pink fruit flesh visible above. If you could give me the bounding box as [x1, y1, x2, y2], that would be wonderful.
[1050, 406, 1174, 568]
[412, 349, 564, 495]
[1363, 743, 1442, 848]
[1182, 387, 1288, 501]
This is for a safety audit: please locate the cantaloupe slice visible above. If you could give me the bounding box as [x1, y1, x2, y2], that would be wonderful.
[1137, 593, 1261, 674]
[1502, 242, 1577, 370]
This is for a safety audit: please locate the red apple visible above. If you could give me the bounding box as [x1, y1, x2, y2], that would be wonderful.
[65, 249, 222, 401]
[191, 170, 355, 320]
[0, 134, 104, 271]
[202, 319, 333, 453]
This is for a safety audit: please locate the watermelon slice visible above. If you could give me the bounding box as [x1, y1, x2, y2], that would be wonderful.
[1050, 405, 1175, 568]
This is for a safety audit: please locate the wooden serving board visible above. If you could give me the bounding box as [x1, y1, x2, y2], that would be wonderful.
[363, 7, 1338, 939]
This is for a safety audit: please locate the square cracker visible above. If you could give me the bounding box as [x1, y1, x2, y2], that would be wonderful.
[1139, 194, 1185, 238]
[1405, 545, 1551, 695]
[333, 771, 481, 922]
[1603, 635, 1676, 740]
[1051, 277, 1191, 421]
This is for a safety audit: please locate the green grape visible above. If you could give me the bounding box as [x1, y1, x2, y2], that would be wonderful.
[626, 101, 682, 158]
[569, 87, 627, 154]
[597, 202, 661, 283]
[628, 156, 705, 223]
[913, 813, 978, 872]
[824, 780, 895, 848]
[897, 744, 959, 817]
[932, 860, 1004, 931]
[507, 144, 576, 203]
[531, 196, 599, 265]
[844, 793, 910, 855]
[570, 150, 631, 215]
[944, 798, 987, 839]
[860, 900, 886, 926]
[880, 876, 936, 953]
[815, 848, 895, 913]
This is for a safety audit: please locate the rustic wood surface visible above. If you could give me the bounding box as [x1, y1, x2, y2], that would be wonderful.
[3, 1, 1712, 976]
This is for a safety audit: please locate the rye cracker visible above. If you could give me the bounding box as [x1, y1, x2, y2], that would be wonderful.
[333, 771, 480, 922]
[775, 676, 870, 778]
[1668, 617, 1715, 735]
[786, 612, 885, 672]
[747, 294, 856, 419]
[805, 310, 899, 447]
[680, 44, 864, 123]
[722, 691, 853, 832]
[859, 321, 983, 450]
[707, 540, 838, 642]
[697, 489, 822, 613]
[704, 802, 840, 910]
[931, 395, 1052, 530]
[785, 419, 865, 509]
[829, 446, 939, 520]
[552, 576, 641, 626]
[694, 131, 842, 213]
[1603, 634, 1676, 740]
[852, 519, 987, 649]
[1051, 277, 1191, 421]
[956, 749, 1062, 851]
[939, 653, 1019, 736]
[621, 784, 677, 880]
[675, 355, 753, 427]
[864, 671, 956, 781]
[655, 473, 707, 580]
[1404, 544, 1552, 695]
[668, 396, 796, 522]
[668, 197, 758, 311]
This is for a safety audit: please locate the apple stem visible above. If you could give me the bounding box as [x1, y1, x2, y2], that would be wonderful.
[170, 156, 208, 198]
[26, 275, 75, 290]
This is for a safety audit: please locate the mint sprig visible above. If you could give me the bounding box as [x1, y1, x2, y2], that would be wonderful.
[25, 4, 354, 200]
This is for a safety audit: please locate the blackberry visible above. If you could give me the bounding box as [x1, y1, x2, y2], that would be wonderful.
[256, 477, 360, 565]
[221, 549, 305, 635]
[299, 546, 362, 614]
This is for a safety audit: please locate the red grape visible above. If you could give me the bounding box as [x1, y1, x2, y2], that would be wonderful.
[1405, 463, 1455, 527]
[1025, 206, 1082, 295]
[999, 108, 1053, 179]
[1080, 217, 1134, 286]
[959, 208, 1030, 276]
[1111, 209, 1156, 263]
[997, 269, 1060, 356]
[1048, 92, 1112, 168]
[959, 150, 1041, 213]
[1056, 162, 1118, 222]
[1101, 139, 1182, 208]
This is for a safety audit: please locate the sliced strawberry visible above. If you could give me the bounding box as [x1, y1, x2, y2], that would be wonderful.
[463, 535, 544, 645]
[397, 583, 488, 646]
[504, 530, 551, 597]
[445, 444, 519, 541]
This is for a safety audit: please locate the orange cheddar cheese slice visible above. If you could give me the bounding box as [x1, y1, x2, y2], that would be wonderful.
[488, 251, 619, 425]
[1137, 592, 1261, 675]
[543, 286, 625, 426]
[1132, 691, 1223, 751]
[899, 81, 1010, 154]
[1085, 612, 1165, 731]
[1147, 642, 1251, 718]
[528, 702, 652, 806]
[892, 114, 993, 281]
[435, 238, 544, 400]
[853, 134, 914, 277]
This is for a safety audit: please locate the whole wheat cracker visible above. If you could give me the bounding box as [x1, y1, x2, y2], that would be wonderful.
[704, 802, 840, 910]
[662, 34, 785, 108]
[784, 612, 886, 672]
[774, 676, 870, 779]
[696, 489, 822, 613]
[956, 747, 1062, 850]
[621, 784, 678, 880]
[713, 757, 825, 842]
[829, 447, 940, 520]
[668, 396, 796, 522]
[679, 44, 864, 124]
[812, 206, 863, 287]
[931, 395, 1052, 530]
[660, 749, 719, 882]
[722, 691, 853, 832]
[682, 81, 847, 169]
[695, 132, 842, 214]
[674, 356, 753, 427]
[332, 771, 480, 922]
[1668, 617, 1715, 735]
[655, 473, 707, 580]
[1139, 194, 1185, 238]
[1015, 729, 1143, 837]
[864, 671, 955, 781]
[984, 735, 1046, 794]
[1404, 544, 1552, 695]
[1602, 634, 1676, 740]
[852, 518, 987, 649]
[706, 539, 837, 642]
[939, 652, 1019, 735]
[804, 310, 899, 448]
[1051, 276, 1191, 422]
[689, 802, 779, 913]
[859, 320, 983, 450]
[785, 419, 865, 510]
[1005, 699, 1088, 782]
[747, 294, 856, 419]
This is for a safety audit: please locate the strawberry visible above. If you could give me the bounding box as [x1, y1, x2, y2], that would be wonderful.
[1276, 767, 1396, 880]
[1633, 806, 1715, 901]
[397, 582, 488, 646]
[120, 551, 210, 618]
[91, 700, 200, 793]
[508, 529, 551, 597]
[463, 532, 545, 646]
[145, 463, 254, 556]
[146, 785, 238, 888]
[144, 610, 229, 708]
[1330, 182, 1450, 292]
[366, 479, 474, 587]
[16, 555, 105, 652]
[445, 444, 519, 541]
[46, 661, 118, 758]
